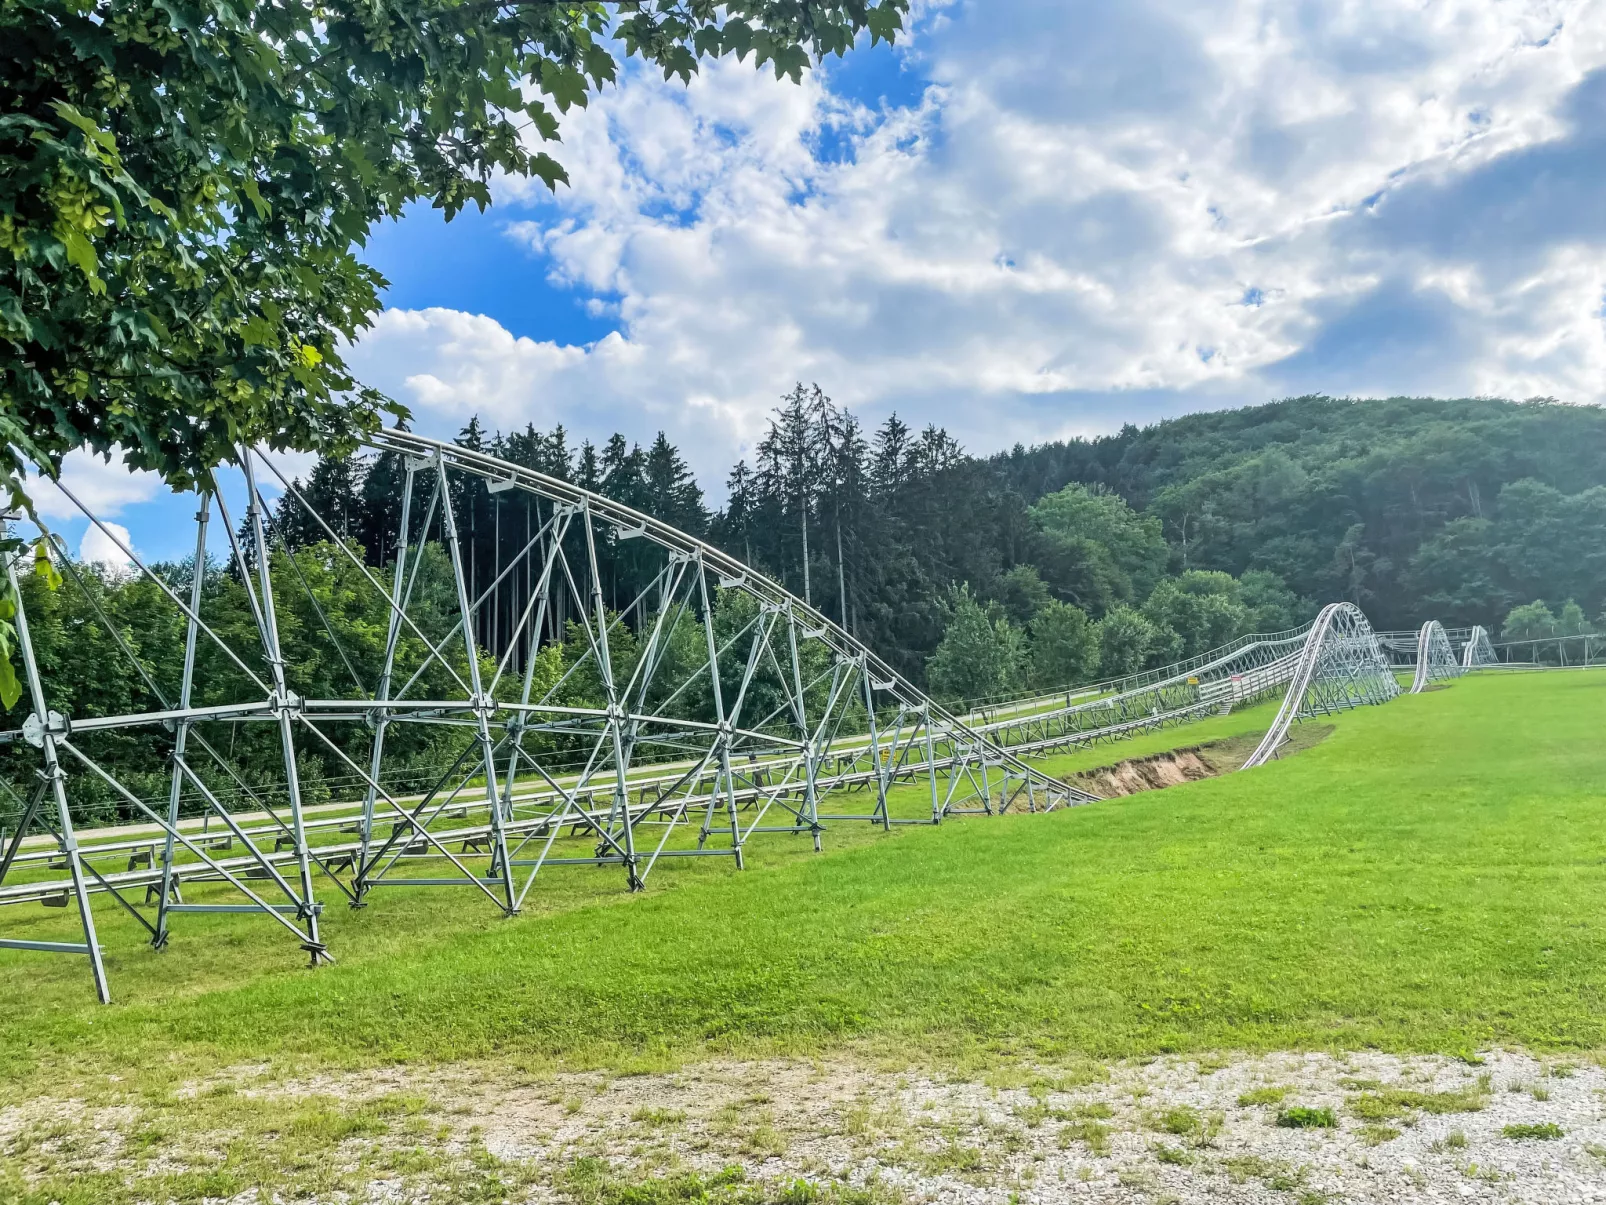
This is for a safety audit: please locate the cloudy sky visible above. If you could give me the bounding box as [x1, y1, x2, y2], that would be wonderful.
[40, 0, 1606, 562]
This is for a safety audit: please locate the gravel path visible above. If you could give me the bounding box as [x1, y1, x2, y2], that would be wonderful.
[459, 1049, 1606, 1204]
[4, 1049, 1602, 1202]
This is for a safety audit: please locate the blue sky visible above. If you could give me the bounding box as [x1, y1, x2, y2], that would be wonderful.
[37, 0, 1606, 563]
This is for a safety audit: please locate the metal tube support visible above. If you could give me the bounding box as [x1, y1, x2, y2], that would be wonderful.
[498, 506, 568, 829]
[785, 612, 823, 852]
[356, 461, 417, 903]
[242, 452, 328, 964]
[695, 556, 744, 869]
[435, 454, 519, 913]
[860, 660, 890, 829]
[5, 540, 109, 1002]
[581, 501, 641, 889]
[154, 491, 210, 947]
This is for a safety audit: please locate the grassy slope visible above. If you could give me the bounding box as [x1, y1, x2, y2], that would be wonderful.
[2, 672, 1602, 1088]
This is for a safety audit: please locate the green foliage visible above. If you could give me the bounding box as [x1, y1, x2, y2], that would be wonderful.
[718, 393, 1606, 685]
[1502, 1122, 1564, 1140]
[1141, 570, 1249, 660]
[561, 1159, 890, 1205]
[1412, 480, 1606, 624]
[1027, 599, 1100, 689]
[1057, 1119, 1111, 1155]
[1237, 569, 1305, 631]
[1031, 483, 1169, 612]
[989, 564, 1053, 626]
[1557, 599, 1591, 636]
[1347, 1088, 1484, 1121]
[0, 1, 907, 514]
[1275, 1106, 1336, 1129]
[1094, 604, 1161, 677]
[1237, 1087, 1288, 1107]
[1501, 600, 1557, 642]
[999, 395, 1606, 629]
[926, 585, 1024, 702]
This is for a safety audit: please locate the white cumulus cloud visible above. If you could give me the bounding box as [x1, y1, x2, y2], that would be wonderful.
[29, 450, 162, 522]
[78, 522, 137, 575]
[346, 0, 1606, 482]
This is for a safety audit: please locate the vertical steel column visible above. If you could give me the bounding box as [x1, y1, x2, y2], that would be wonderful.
[976, 731, 996, 815]
[499, 506, 569, 823]
[784, 611, 823, 852]
[581, 501, 640, 888]
[922, 702, 942, 823]
[433, 454, 518, 912]
[153, 491, 211, 947]
[860, 658, 890, 829]
[695, 555, 744, 869]
[5, 541, 109, 1002]
[242, 453, 327, 964]
[356, 460, 417, 900]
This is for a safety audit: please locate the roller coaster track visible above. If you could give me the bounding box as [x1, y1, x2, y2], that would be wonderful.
[0, 432, 1504, 1004]
[1408, 620, 1459, 693]
[1240, 603, 1401, 769]
[1459, 625, 1498, 669]
[967, 630, 1309, 756]
[0, 432, 1092, 1003]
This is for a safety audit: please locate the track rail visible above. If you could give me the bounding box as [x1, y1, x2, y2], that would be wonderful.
[1240, 603, 1400, 769]
[1, 432, 1093, 1002]
[1409, 620, 1459, 693]
[0, 428, 1501, 1002]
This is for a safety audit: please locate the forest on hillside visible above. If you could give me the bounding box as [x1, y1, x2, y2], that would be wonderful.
[249, 390, 1606, 696]
[10, 391, 1603, 825]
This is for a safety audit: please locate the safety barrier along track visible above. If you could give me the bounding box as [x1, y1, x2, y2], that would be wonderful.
[0, 429, 1497, 1003]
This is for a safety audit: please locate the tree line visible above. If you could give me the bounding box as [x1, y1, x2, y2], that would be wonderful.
[8, 389, 1603, 825]
[264, 388, 1606, 706]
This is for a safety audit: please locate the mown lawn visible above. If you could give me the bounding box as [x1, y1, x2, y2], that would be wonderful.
[2, 671, 1602, 1090]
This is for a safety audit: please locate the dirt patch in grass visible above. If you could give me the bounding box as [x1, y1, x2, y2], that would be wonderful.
[1066, 723, 1334, 798]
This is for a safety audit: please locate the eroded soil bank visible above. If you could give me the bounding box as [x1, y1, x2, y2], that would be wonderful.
[1065, 724, 1335, 799]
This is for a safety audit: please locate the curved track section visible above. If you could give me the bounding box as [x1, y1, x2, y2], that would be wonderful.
[1241, 603, 1399, 769]
[1459, 625, 1498, 669]
[1409, 620, 1460, 693]
[0, 432, 1089, 1002]
[969, 627, 1312, 756]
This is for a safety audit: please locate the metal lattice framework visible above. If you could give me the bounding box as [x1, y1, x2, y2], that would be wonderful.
[0, 432, 1090, 1003]
[1458, 625, 1498, 669]
[1382, 624, 1500, 679]
[966, 627, 1312, 757]
[1408, 620, 1460, 693]
[1241, 602, 1400, 769]
[0, 426, 1503, 1005]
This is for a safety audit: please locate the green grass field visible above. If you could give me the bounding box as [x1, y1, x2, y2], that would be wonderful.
[3, 670, 1603, 1093]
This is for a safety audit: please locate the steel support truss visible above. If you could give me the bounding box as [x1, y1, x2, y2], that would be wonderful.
[965, 627, 1312, 758]
[1456, 625, 1498, 670]
[1408, 620, 1460, 693]
[1241, 602, 1400, 769]
[0, 432, 1091, 1001]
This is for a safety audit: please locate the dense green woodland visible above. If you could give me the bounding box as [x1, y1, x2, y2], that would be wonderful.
[421, 391, 1604, 692]
[6, 392, 1603, 826]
